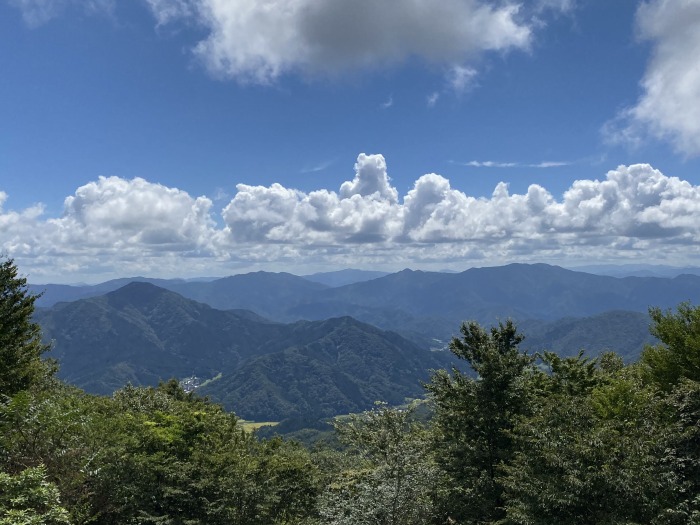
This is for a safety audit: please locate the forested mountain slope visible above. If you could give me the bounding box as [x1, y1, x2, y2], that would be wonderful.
[35, 282, 288, 394]
[6, 256, 700, 525]
[199, 316, 451, 420]
[35, 282, 452, 418]
[518, 310, 657, 362]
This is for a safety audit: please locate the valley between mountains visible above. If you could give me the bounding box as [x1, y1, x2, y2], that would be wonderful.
[32, 263, 700, 421]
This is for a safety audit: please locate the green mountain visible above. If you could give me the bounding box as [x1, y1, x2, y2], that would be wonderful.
[519, 310, 656, 362]
[35, 282, 287, 394]
[29, 277, 191, 306]
[199, 316, 452, 420]
[311, 264, 700, 323]
[282, 264, 700, 343]
[34, 264, 700, 335]
[33, 264, 685, 370]
[35, 282, 451, 419]
[165, 271, 329, 318]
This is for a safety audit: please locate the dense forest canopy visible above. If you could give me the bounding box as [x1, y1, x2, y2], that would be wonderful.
[1, 256, 699, 524]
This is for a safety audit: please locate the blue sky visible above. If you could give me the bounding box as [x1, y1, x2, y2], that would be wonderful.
[2, 0, 700, 283]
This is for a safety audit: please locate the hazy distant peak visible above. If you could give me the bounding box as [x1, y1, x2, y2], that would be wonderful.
[102, 281, 182, 305]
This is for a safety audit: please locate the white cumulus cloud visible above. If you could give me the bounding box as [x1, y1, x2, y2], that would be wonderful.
[339, 154, 398, 203]
[218, 155, 700, 254]
[221, 154, 402, 245]
[56, 176, 217, 251]
[1, 177, 218, 280]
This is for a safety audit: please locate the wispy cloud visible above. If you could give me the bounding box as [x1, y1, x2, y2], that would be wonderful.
[380, 95, 393, 109]
[427, 92, 440, 108]
[447, 65, 478, 94]
[8, 0, 114, 27]
[530, 161, 571, 168]
[212, 187, 230, 202]
[301, 159, 334, 174]
[535, 0, 577, 15]
[465, 161, 518, 168]
[462, 160, 572, 168]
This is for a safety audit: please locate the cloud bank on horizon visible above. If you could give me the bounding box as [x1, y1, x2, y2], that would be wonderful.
[3, 154, 700, 282]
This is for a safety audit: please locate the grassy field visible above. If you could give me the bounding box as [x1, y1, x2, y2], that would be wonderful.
[239, 420, 279, 432]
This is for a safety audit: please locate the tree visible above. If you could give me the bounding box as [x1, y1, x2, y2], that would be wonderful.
[0, 465, 70, 525]
[425, 320, 533, 524]
[93, 383, 320, 525]
[502, 354, 672, 525]
[641, 302, 700, 390]
[0, 257, 51, 397]
[319, 402, 436, 525]
[657, 379, 700, 524]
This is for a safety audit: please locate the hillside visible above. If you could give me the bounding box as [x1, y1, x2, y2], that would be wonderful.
[199, 316, 452, 420]
[32, 263, 690, 378]
[519, 310, 656, 361]
[35, 282, 287, 394]
[36, 283, 451, 418]
[302, 269, 390, 287]
[33, 265, 700, 333]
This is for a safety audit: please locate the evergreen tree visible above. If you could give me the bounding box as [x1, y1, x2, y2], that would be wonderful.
[658, 379, 700, 524]
[426, 320, 533, 524]
[0, 257, 51, 398]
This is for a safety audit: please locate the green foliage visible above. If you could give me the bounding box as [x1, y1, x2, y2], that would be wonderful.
[319, 402, 436, 525]
[642, 302, 700, 389]
[93, 382, 319, 525]
[0, 378, 320, 525]
[531, 350, 599, 397]
[656, 379, 700, 524]
[0, 257, 52, 397]
[0, 382, 127, 523]
[426, 320, 534, 524]
[502, 362, 672, 525]
[0, 465, 70, 525]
